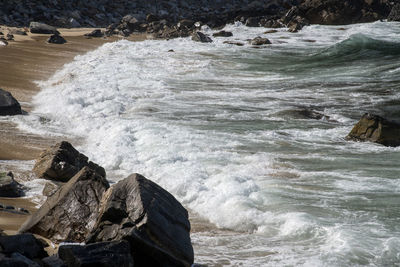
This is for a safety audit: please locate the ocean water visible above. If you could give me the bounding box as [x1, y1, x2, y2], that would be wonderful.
[13, 21, 400, 266]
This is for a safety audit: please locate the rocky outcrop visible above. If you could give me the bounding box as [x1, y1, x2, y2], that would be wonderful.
[250, 36, 271, 45]
[0, 234, 47, 260]
[346, 113, 400, 147]
[0, 88, 22, 116]
[192, 31, 213, 43]
[0, 172, 24, 197]
[87, 174, 194, 267]
[47, 34, 66, 44]
[33, 141, 105, 182]
[19, 167, 110, 242]
[29, 22, 59, 34]
[388, 3, 400, 21]
[213, 30, 233, 37]
[58, 241, 134, 267]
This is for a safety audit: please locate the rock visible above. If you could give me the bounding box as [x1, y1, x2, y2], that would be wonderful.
[192, 31, 212, 43]
[212, 30, 233, 37]
[146, 13, 159, 23]
[0, 39, 7, 46]
[19, 167, 110, 243]
[10, 29, 27, 35]
[0, 257, 35, 267]
[33, 141, 105, 182]
[10, 253, 40, 267]
[42, 181, 63, 197]
[30, 22, 59, 34]
[388, 3, 400, 21]
[47, 34, 66, 44]
[6, 33, 14, 40]
[346, 113, 400, 147]
[245, 17, 261, 27]
[84, 29, 104, 38]
[250, 36, 271, 45]
[41, 255, 66, 267]
[0, 88, 22, 115]
[177, 19, 194, 29]
[0, 171, 23, 197]
[0, 234, 47, 260]
[223, 41, 244, 46]
[87, 174, 194, 267]
[264, 29, 278, 33]
[58, 241, 134, 267]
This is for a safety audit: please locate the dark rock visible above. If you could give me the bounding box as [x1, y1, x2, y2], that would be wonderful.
[19, 167, 110, 243]
[0, 39, 8, 46]
[87, 174, 194, 267]
[177, 19, 194, 29]
[10, 253, 40, 267]
[30, 22, 59, 34]
[146, 13, 159, 23]
[10, 29, 27, 35]
[0, 233, 47, 259]
[6, 33, 14, 41]
[192, 31, 212, 43]
[0, 88, 22, 116]
[388, 3, 400, 21]
[84, 29, 104, 38]
[223, 41, 244, 46]
[264, 29, 278, 33]
[0, 257, 33, 267]
[41, 255, 66, 267]
[33, 141, 105, 182]
[245, 17, 260, 27]
[0, 172, 23, 197]
[346, 113, 400, 147]
[58, 241, 134, 267]
[212, 30, 233, 37]
[47, 34, 66, 44]
[250, 36, 271, 45]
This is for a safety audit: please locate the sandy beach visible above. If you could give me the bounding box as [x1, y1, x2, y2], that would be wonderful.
[0, 26, 147, 232]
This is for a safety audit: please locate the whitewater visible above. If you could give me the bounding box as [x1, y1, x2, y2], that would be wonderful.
[12, 21, 400, 266]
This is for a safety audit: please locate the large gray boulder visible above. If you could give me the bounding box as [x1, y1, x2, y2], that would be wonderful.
[33, 141, 105, 182]
[87, 174, 194, 267]
[29, 22, 59, 34]
[19, 167, 110, 243]
[0, 88, 22, 116]
[58, 241, 134, 267]
[346, 113, 400, 147]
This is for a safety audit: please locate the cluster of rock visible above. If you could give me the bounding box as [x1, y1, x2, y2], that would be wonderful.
[0, 141, 193, 266]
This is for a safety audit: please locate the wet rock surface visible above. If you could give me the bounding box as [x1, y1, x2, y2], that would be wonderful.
[47, 34, 66, 44]
[0, 171, 24, 197]
[0, 88, 22, 116]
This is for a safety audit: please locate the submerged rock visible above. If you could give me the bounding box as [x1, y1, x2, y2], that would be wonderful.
[192, 31, 212, 43]
[250, 36, 271, 45]
[19, 167, 109, 243]
[212, 30, 233, 37]
[58, 241, 134, 267]
[30, 22, 59, 34]
[0, 88, 22, 116]
[223, 41, 244, 46]
[33, 141, 105, 182]
[346, 113, 400, 147]
[87, 173, 194, 267]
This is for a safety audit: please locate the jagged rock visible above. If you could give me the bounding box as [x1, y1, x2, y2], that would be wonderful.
[223, 41, 244, 46]
[0, 234, 47, 260]
[33, 141, 105, 182]
[42, 181, 63, 197]
[84, 29, 104, 38]
[0, 171, 24, 197]
[58, 241, 134, 267]
[47, 34, 66, 44]
[30, 22, 59, 34]
[87, 174, 194, 267]
[192, 31, 212, 43]
[212, 30, 233, 37]
[0, 88, 22, 115]
[19, 167, 110, 243]
[388, 3, 400, 21]
[250, 36, 271, 45]
[346, 113, 400, 147]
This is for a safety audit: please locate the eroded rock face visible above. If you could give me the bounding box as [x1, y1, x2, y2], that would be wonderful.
[33, 141, 105, 182]
[87, 174, 194, 267]
[58, 241, 134, 267]
[346, 113, 400, 147]
[388, 3, 400, 21]
[0, 88, 22, 116]
[19, 167, 109, 243]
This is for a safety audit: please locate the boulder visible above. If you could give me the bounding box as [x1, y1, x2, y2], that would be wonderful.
[58, 241, 134, 267]
[10, 29, 27, 36]
[87, 174, 194, 267]
[84, 29, 104, 38]
[191, 31, 212, 43]
[0, 234, 47, 260]
[33, 141, 105, 182]
[41, 255, 66, 267]
[388, 3, 400, 21]
[6, 33, 14, 41]
[47, 34, 66, 44]
[146, 13, 159, 23]
[250, 36, 271, 45]
[0, 88, 22, 116]
[212, 30, 233, 37]
[0, 171, 23, 197]
[346, 113, 400, 147]
[223, 41, 244, 46]
[19, 167, 110, 243]
[245, 17, 261, 27]
[30, 22, 59, 34]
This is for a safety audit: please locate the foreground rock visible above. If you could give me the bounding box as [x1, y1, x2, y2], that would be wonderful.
[47, 34, 66, 44]
[29, 22, 59, 34]
[58, 241, 134, 267]
[0, 88, 22, 116]
[87, 174, 194, 267]
[346, 113, 400, 147]
[192, 31, 212, 43]
[19, 167, 109, 242]
[0, 171, 23, 197]
[33, 141, 105, 182]
[250, 37, 271, 45]
[0, 234, 47, 260]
